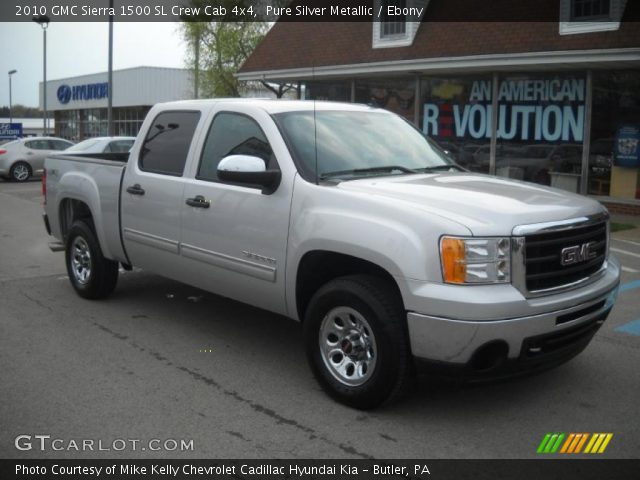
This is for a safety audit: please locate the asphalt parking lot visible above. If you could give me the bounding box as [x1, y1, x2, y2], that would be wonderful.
[0, 179, 639, 459]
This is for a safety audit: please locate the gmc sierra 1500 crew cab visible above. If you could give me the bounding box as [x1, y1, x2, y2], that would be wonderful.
[43, 99, 620, 409]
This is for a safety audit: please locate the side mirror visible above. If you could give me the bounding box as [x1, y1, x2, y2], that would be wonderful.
[217, 155, 281, 195]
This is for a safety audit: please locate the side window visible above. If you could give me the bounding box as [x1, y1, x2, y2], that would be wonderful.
[49, 140, 73, 150]
[108, 140, 134, 153]
[25, 140, 50, 150]
[197, 112, 277, 182]
[139, 111, 200, 176]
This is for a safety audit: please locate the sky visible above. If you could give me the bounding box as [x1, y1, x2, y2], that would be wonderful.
[0, 22, 187, 108]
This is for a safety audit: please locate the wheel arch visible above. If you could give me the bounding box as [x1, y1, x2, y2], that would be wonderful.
[59, 198, 94, 240]
[294, 249, 405, 322]
[53, 170, 126, 262]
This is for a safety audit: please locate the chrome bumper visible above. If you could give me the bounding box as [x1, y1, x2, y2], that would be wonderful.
[407, 257, 620, 367]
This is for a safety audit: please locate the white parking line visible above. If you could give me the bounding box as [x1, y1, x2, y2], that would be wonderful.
[612, 238, 640, 248]
[622, 266, 639, 273]
[611, 247, 640, 259]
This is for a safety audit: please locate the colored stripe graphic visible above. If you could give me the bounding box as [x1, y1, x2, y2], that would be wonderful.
[567, 433, 584, 453]
[585, 433, 614, 454]
[537, 433, 552, 453]
[598, 434, 613, 453]
[559, 433, 575, 453]
[539, 433, 613, 454]
[551, 433, 565, 453]
[537, 433, 565, 453]
[574, 433, 589, 453]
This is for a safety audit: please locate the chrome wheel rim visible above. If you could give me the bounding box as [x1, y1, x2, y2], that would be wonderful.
[319, 306, 377, 387]
[71, 237, 92, 285]
[13, 164, 29, 181]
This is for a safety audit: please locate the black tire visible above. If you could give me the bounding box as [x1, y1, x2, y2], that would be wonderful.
[10, 161, 32, 182]
[65, 220, 118, 299]
[303, 274, 412, 409]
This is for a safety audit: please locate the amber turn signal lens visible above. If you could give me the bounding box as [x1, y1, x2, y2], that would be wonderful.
[441, 237, 466, 284]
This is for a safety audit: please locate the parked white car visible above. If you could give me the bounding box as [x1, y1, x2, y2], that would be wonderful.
[64, 136, 135, 154]
[0, 136, 74, 182]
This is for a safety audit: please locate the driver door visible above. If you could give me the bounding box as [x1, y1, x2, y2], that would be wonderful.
[179, 107, 292, 316]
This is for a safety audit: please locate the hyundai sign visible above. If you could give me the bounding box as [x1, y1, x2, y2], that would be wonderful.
[57, 82, 108, 105]
[0, 123, 23, 139]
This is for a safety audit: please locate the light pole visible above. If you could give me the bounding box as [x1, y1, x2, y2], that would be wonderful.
[32, 15, 50, 136]
[8, 70, 17, 124]
[107, 0, 114, 136]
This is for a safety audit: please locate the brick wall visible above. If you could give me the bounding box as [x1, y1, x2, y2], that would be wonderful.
[241, 0, 640, 73]
[601, 201, 640, 216]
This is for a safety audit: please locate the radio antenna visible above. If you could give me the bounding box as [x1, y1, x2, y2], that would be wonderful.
[313, 63, 318, 186]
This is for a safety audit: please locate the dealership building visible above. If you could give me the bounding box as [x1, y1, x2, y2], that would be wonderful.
[40, 66, 192, 141]
[238, 0, 640, 208]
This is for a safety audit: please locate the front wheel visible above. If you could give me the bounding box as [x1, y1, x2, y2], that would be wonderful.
[65, 221, 119, 299]
[304, 275, 412, 409]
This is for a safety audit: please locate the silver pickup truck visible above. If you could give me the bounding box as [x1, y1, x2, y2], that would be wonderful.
[43, 99, 620, 409]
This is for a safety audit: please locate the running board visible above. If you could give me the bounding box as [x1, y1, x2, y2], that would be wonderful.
[48, 242, 65, 252]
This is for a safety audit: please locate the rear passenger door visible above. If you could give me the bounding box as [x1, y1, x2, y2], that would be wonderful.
[121, 110, 202, 273]
[23, 139, 54, 172]
[49, 139, 74, 151]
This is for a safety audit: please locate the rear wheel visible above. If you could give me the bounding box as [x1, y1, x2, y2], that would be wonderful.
[65, 220, 118, 299]
[304, 275, 412, 409]
[10, 161, 31, 182]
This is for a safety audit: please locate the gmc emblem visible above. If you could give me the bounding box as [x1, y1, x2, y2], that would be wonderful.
[560, 242, 598, 266]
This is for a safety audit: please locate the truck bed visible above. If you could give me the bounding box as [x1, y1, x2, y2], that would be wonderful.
[44, 153, 129, 264]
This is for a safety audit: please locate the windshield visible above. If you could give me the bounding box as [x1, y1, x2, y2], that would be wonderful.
[66, 139, 101, 152]
[273, 110, 456, 181]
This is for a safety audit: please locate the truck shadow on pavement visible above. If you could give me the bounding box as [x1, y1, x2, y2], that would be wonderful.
[102, 270, 589, 419]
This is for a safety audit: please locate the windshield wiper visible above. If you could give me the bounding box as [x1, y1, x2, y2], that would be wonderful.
[320, 165, 417, 180]
[416, 164, 464, 173]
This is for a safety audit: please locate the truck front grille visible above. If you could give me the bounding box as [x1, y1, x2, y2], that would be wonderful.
[524, 221, 607, 292]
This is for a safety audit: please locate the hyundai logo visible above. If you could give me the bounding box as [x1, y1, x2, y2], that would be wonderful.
[57, 85, 72, 105]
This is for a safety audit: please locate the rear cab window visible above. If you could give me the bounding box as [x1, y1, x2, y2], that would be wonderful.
[139, 111, 201, 176]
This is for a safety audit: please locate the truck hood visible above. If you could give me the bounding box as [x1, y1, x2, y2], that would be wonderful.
[337, 173, 605, 236]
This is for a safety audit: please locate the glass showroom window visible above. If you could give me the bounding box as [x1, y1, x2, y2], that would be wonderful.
[305, 81, 351, 102]
[420, 76, 493, 174]
[355, 77, 416, 125]
[591, 70, 640, 199]
[494, 73, 586, 192]
[56, 110, 81, 141]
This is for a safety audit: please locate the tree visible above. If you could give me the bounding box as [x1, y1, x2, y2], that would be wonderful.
[260, 81, 298, 99]
[0, 105, 42, 118]
[202, 21, 270, 98]
[180, 1, 296, 98]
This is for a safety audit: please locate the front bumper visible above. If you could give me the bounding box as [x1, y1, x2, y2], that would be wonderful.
[407, 256, 620, 377]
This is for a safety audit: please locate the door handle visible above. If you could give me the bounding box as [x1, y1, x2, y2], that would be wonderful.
[185, 195, 210, 208]
[126, 184, 145, 195]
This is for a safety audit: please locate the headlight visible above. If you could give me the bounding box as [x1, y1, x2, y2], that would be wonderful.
[440, 236, 511, 284]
